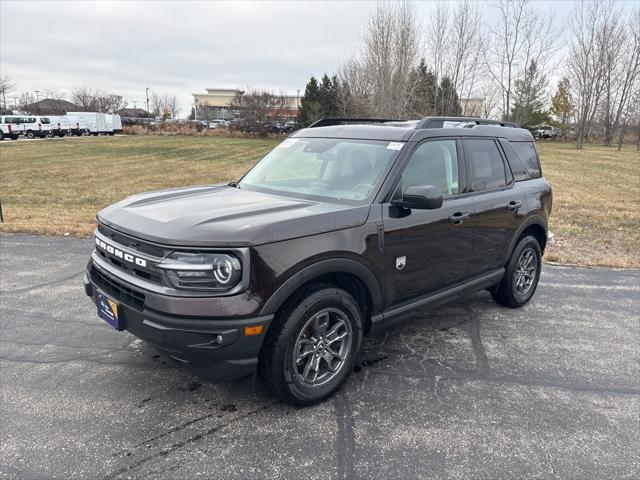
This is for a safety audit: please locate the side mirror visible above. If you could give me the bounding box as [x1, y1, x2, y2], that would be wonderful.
[393, 185, 443, 210]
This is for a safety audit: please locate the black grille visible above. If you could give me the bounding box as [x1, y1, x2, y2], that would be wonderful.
[97, 224, 165, 258]
[91, 267, 145, 311]
[96, 249, 163, 284]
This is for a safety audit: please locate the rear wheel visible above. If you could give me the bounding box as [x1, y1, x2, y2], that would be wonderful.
[491, 235, 542, 308]
[11, 134, 18, 140]
[259, 284, 363, 406]
[26, 130, 35, 139]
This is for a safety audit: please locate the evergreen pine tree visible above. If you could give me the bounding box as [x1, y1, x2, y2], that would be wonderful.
[298, 76, 322, 126]
[510, 60, 549, 128]
[436, 76, 462, 116]
[409, 59, 438, 116]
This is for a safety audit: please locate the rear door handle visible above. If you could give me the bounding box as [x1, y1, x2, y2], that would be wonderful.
[448, 212, 471, 224]
[506, 200, 522, 210]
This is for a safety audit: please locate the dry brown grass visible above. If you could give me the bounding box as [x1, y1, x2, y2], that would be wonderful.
[1, 136, 638, 267]
[0, 135, 278, 236]
[538, 142, 640, 268]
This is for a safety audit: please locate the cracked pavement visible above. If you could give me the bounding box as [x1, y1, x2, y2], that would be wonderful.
[1, 234, 639, 479]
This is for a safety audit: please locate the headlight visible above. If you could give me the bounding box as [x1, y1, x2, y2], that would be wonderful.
[158, 252, 242, 291]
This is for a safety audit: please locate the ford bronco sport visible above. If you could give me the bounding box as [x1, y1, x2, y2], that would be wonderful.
[84, 117, 552, 405]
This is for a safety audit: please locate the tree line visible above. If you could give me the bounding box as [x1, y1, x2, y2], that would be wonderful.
[298, 0, 640, 150]
[0, 80, 179, 118]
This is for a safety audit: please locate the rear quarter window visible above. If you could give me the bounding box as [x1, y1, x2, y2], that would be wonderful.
[511, 141, 541, 178]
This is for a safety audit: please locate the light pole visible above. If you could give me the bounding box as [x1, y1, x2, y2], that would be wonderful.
[35, 90, 40, 114]
[145, 87, 150, 117]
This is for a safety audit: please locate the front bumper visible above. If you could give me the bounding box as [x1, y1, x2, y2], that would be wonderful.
[84, 261, 273, 383]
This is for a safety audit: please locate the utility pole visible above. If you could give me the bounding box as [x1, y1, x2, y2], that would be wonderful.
[35, 90, 40, 114]
[145, 88, 150, 117]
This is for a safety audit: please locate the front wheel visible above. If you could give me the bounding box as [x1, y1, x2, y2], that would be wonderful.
[491, 235, 542, 308]
[259, 284, 363, 406]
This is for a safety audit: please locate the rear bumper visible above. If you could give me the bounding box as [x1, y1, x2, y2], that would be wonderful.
[83, 264, 273, 383]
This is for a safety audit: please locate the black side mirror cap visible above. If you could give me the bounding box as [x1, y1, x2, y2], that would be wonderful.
[392, 185, 443, 210]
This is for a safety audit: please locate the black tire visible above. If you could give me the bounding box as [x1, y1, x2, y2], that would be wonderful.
[0, 132, 4, 140]
[11, 135, 18, 140]
[258, 283, 363, 406]
[26, 130, 35, 139]
[491, 235, 542, 308]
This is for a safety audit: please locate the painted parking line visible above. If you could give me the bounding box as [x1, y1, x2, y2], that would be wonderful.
[539, 282, 640, 291]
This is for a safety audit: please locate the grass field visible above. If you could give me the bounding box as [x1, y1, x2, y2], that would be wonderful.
[1, 135, 638, 267]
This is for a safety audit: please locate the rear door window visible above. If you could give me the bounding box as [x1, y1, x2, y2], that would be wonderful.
[463, 139, 510, 192]
[511, 141, 541, 178]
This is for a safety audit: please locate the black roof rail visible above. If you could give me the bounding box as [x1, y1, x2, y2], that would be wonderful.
[308, 118, 402, 128]
[416, 116, 519, 129]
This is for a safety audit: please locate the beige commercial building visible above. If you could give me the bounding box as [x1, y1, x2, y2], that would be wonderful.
[192, 88, 299, 121]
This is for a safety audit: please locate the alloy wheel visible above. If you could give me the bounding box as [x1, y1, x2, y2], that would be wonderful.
[292, 308, 352, 387]
[514, 247, 538, 295]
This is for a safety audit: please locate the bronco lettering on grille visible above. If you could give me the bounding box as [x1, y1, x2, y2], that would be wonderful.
[95, 237, 147, 267]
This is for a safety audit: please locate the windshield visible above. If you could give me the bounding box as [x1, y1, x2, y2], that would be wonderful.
[239, 137, 403, 203]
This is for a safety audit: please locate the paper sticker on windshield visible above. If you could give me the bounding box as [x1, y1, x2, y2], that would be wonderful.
[386, 142, 404, 151]
[277, 138, 298, 149]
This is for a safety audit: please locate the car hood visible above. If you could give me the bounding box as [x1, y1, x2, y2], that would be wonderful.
[97, 184, 371, 247]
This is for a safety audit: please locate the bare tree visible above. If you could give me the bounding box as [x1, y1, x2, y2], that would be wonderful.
[70, 87, 96, 111]
[425, 0, 487, 115]
[149, 92, 178, 118]
[71, 87, 127, 113]
[567, 0, 614, 149]
[17, 92, 35, 111]
[340, 1, 421, 118]
[166, 95, 178, 119]
[229, 89, 290, 134]
[486, 0, 558, 120]
[0, 76, 16, 110]
[604, 6, 640, 147]
[43, 88, 67, 100]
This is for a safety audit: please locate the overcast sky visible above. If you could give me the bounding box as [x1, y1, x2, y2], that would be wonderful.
[1, 0, 636, 117]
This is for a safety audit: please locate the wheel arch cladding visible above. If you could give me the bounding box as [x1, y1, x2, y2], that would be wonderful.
[259, 258, 382, 334]
[512, 216, 548, 254]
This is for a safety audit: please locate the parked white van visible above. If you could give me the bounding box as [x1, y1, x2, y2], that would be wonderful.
[104, 114, 122, 134]
[67, 112, 108, 135]
[0, 116, 24, 140]
[50, 116, 72, 137]
[66, 114, 89, 136]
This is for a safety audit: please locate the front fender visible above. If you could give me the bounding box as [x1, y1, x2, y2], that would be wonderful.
[259, 258, 383, 316]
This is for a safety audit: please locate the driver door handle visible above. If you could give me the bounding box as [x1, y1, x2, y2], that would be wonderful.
[448, 211, 471, 224]
[506, 200, 522, 210]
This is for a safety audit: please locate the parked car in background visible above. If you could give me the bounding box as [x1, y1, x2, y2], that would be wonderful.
[24, 116, 52, 138]
[282, 120, 297, 133]
[535, 125, 559, 139]
[0, 116, 23, 140]
[208, 119, 228, 129]
[50, 116, 72, 137]
[104, 114, 122, 135]
[67, 112, 109, 135]
[66, 114, 89, 136]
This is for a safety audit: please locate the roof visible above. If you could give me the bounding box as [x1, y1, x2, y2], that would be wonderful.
[293, 117, 533, 142]
[293, 124, 412, 141]
[22, 98, 80, 114]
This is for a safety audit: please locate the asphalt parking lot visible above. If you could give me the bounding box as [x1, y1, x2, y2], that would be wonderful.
[1, 234, 638, 480]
